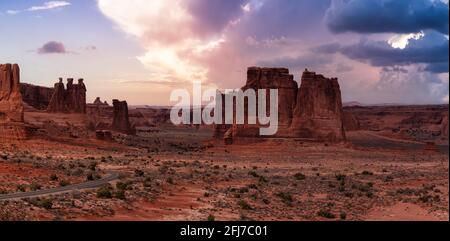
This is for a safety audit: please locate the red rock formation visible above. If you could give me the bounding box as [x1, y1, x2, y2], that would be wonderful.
[290, 69, 346, 142]
[47, 78, 86, 113]
[47, 78, 67, 112]
[232, 67, 298, 138]
[66, 78, 87, 113]
[216, 67, 346, 143]
[93, 97, 109, 106]
[0, 63, 27, 140]
[112, 99, 135, 135]
[20, 83, 54, 110]
[343, 110, 360, 131]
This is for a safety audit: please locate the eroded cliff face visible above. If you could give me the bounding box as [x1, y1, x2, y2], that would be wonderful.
[290, 70, 346, 142]
[20, 83, 54, 110]
[0, 64, 27, 140]
[217, 67, 346, 143]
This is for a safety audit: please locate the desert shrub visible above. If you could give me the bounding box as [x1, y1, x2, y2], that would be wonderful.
[362, 171, 373, 176]
[30, 183, 42, 191]
[258, 176, 268, 183]
[248, 171, 260, 178]
[276, 192, 294, 204]
[237, 200, 252, 210]
[207, 214, 215, 221]
[340, 212, 347, 220]
[135, 169, 145, 177]
[39, 199, 53, 210]
[116, 182, 128, 190]
[167, 177, 174, 184]
[317, 209, 336, 219]
[59, 180, 70, 187]
[50, 174, 58, 181]
[89, 162, 98, 171]
[114, 190, 126, 200]
[294, 173, 306, 180]
[335, 174, 346, 181]
[16, 185, 26, 192]
[97, 186, 113, 199]
[86, 173, 94, 181]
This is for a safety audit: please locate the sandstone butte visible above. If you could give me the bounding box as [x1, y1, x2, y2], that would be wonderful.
[216, 67, 347, 144]
[112, 99, 136, 135]
[0, 63, 27, 140]
[47, 78, 87, 113]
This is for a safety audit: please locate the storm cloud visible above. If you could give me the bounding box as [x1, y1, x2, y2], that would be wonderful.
[314, 31, 449, 73]
[325, 0, 449, 34]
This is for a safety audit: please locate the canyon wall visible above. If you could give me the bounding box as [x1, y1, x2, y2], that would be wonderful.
[20, 83, 54, 110]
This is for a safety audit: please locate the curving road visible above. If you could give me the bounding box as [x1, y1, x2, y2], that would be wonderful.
[0, 172, 120, 201]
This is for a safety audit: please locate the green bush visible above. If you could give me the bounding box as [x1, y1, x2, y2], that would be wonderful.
[97, 186, 113, 199]
[317, 209, 336, 219]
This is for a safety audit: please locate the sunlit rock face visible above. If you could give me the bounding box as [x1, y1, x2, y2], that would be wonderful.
[0, 63, 27, 140]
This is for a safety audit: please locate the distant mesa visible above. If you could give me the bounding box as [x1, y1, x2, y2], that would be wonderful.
[93, 97, 109, 106]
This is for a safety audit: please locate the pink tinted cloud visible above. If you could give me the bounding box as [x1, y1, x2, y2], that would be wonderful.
[38, 41, 67, 54]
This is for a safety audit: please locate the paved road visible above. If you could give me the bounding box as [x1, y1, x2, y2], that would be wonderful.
[0, 172, 120, 201]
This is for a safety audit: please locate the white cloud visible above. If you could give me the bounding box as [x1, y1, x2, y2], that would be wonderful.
[388, 31, 425, 49]
[28, 1, 71, 11]
[6, 10, 20, 15]
[4, 1, 71, 15]
[97, 0, 231, 83]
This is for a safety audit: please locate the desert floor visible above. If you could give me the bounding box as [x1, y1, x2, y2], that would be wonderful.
[0, 126, 448, 221]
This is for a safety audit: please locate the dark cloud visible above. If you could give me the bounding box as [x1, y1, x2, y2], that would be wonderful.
[186, 0, 248, 35]
[314, 31, 449, 73]
[325, 0, 449, 34]
[237, 0, 331, 40]
[422, 62, 449, 73]
[38, 41, 67, 54]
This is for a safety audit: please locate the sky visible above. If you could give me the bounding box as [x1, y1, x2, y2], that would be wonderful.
[0, 0, 449, 105]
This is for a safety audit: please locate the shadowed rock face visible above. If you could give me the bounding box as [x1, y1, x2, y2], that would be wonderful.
[0, 63, 27, 140]
[20, 83, 54, 110]
[112, 99, 135, 135]
[47, 78, 86, 113]
[291, 69, 346, 142]
[216, 67, 346, 143]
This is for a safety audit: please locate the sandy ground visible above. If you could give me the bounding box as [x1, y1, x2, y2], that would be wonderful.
[0, 126, 448, 221]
